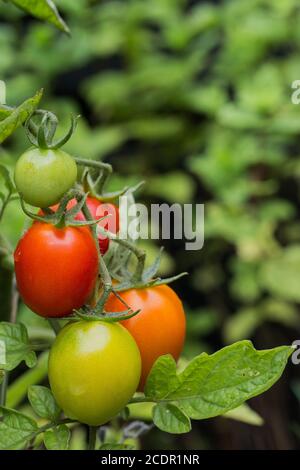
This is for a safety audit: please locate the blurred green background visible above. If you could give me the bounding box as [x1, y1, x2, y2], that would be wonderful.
[1, 0, 300, 449]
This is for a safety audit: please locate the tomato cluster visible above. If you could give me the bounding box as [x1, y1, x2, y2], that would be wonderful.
[13, 144, 186, 427]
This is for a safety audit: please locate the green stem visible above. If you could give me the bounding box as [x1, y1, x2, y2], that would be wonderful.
[74, 157, 112, 198]
[96, 170, 110, 195]
[81, 201, 103, 307]
[74, 157, 112, 175]
[48, 319, 61, 335]
[129, 396, 155, 404]
[0, 373, 8, 406]
[96, 257, 113, 312]
[88, 426, 97, 450]
[0, 190, 12, 221]
[34, 418, 76, 437]
[7, 351, 48, 408]
[0, 275, 18, 406]
[99, 228, 146, 283]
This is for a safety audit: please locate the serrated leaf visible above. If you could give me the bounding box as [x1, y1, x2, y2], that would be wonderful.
[44, 424, 70, 450]
[153, 403, 191, 434]
[28, 385, 61, 421]
[25, 351, 37, 368]
[144, 355, 179, 400]
[0, 322, 37, 371]
[8, 0, 69, 34]
[0, 407, 38, 450]
[145, 341, 292, 420]
[0, 89, 42, 144]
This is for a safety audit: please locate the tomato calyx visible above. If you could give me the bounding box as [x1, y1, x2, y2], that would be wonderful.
[20, 189, 109, 230]
[25, 110, 79, 150]
[104, 236, 188, 292]
[73, 307, 141, 323]
[75, 157, 130, 202]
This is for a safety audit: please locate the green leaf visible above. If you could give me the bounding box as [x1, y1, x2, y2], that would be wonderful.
[144, 355, 178, 400]
[145, 341, 292, 420]
[0, 407, 38, 450]
[0, 106, 13, 122]
[153, 403, 191, 434]
[0, 322, 37, 371]
[0, 89, 43, 144]
[28, 385, 61, 421]
[44, 424, 70, 450]
[8, 0, 69, 34]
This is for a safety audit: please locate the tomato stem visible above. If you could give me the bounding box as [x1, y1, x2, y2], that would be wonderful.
[81, 200, 104, 306]
[74, 157, 112, 198]
[0, 373, 8, 406]
[25, 111, 79, 149]
[129, 396, 155, 404]
[48, 319, 61, 335]
[33, 418, 76, 438]
[98, 227, 147, 284]
[88, 426, 97, 450]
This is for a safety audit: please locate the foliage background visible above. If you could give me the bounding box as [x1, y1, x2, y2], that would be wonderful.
[1, 0, 300, 449]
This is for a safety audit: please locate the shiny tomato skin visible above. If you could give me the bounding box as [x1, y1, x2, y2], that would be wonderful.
[48, 321, 141, 426]
[14, 222, 98, 318]
[105, 284, 186, 390]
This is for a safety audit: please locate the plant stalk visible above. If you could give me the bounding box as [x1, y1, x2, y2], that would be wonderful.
[88, 426, 97, 450]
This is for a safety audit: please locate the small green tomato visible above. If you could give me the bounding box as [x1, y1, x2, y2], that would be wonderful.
[14, 148, 77, 207]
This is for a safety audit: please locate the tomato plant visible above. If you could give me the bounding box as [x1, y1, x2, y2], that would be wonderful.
[14, 148, 77, 208]
[0, 85, 293, 453]
[48, 320, 141, 426]
[14, 222, 98, 318]
[0, 2, 296, 448]
[105, 284, 186, 390]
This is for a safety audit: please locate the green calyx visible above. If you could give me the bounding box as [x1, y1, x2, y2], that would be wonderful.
[25, 110, 79, 150]
[105, 236, 188, 292]
[19, 189, 108, 230]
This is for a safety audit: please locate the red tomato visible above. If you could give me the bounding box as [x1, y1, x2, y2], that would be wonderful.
[14, 222, 98, 318]
[40, 197, 119, 255]
[105, 284, 186, 390]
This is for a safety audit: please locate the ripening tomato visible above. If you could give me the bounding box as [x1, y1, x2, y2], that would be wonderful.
[105, 284, 186, 390]
[40, 197, 119, 255]
[67, 197, 119, 254]
[14, 222, 98, 317]
[14, 148, 77, 208]
[48, 321, 141, 426]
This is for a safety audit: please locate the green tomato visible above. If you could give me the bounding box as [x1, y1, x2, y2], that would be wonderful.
[48, 321, 141, 426]
[14, 148, 77, 207]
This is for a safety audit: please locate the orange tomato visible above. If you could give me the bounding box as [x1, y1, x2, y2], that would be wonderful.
[105, 284, 186, 390]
